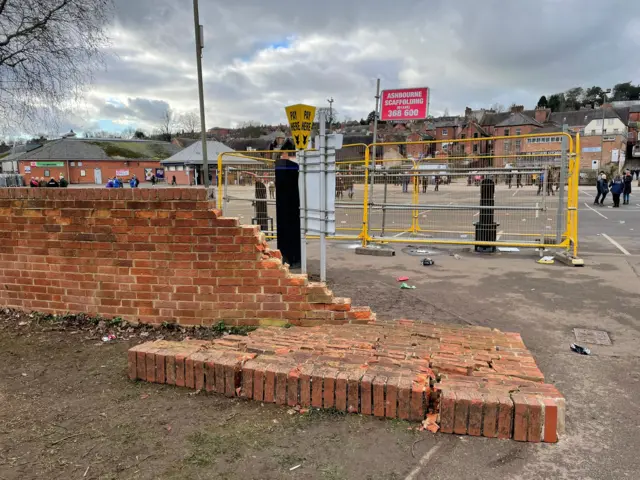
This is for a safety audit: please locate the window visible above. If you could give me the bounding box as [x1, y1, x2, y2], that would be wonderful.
[515, 140, 521, 152]
[515, 128, 521, 136]
[504, 140, 511, 153]
[591, 130, 596, 135]
[70, 161, 76, 166]
[473, 143, 478, 153]
[77, 162, 82, 167]
[614, 128, 619, 133]
[473, 132, 478, 138]
[168, 166, 176, 171]
[442, 128, 448, 136]
[504, 128, 510, 136]
[461, 133, 466, 139]
[177, 165, 184, 171]
[607, 118, 614, 125]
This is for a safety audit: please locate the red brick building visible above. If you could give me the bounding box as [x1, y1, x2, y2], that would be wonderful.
[16, 138, 180, 185]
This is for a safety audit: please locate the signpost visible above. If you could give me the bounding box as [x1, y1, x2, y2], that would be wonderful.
[380, 87, 429, 121]
[285, 104, 316, 150]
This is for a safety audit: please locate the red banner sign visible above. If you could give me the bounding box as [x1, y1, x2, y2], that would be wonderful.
[380, 87, 429, 121]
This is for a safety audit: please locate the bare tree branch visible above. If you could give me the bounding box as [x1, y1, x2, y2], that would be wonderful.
[0, 0, 113, 132]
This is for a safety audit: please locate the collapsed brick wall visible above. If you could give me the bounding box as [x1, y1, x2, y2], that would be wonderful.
[0, 188, 374, 326]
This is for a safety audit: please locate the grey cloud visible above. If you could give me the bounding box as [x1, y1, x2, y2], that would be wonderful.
[73, 0, 640, 130]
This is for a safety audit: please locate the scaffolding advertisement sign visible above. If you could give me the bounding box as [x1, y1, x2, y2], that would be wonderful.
[380, 87, 429, 121]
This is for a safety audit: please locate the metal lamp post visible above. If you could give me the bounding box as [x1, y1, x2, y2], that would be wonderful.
[600, 88, 611, 170]
[193, 0, 209, 187]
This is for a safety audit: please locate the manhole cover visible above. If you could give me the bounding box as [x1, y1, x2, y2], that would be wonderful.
[402, 246, 442, 256]
[573, 328, 611, 346]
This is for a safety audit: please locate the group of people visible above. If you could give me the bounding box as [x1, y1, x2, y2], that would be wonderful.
[29, 174, 68, 188]
[595, 170, 633, 207]
[105, 175, 139, 188]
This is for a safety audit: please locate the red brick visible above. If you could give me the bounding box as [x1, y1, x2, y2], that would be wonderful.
[185, 356, 195, 389]
[166, 355, 176, 385]
[361, 374, 374, 416]
[467, 392, 483, 436]
[205, 361, 215, 392]
[347, 371, 361, 414]
[482, 394, 499, 438]
[496, 395, 514, 439]
[299, 367, 312, 407]
[264, 368, 276, 403]
[453, 391, 470, 434]
[275, 365, 288, 406]
[410, 382, 425, 422]
[512, 394, 528, 442]
[287, 369, 300, 407]
[527, 396, 543, 443]
[253, 366, 265, 401]
[322, 368, 338, 408]
[542, 398, 559, 443]
[439, 390, 456, 434]
[335, 371, 348, 412]
[312, 369, 325, 408]
[386, 377, 399, 419]
[214, 362, 225, 395]
[397, 377, 412, 420]
[242, 363, 254, 399]
[136, 351, 146, 381]
[175, 354, 186, 387]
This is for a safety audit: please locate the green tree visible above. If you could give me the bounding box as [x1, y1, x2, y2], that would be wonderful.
[583, 86, 604, 107]
[537, 95, 548, 108]
[612, 82, 640, 101]
[564, 87, 584, 110]
[547, 93, 566, 112]
[366, 111, 377, 124]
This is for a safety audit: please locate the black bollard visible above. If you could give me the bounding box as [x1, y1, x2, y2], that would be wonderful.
[253, 180, 269, 232]
[475, 176, 498, 252]
[274, 153, 301, 268]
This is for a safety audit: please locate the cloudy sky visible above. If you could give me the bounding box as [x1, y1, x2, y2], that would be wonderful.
[65, 0, 640, 135]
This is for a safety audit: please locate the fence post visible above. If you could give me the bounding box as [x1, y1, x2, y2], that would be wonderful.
[299, 150, 308, 274]
[556, 125, 568, 245]
[381, 172, 388, 237]
[217, 153, 224, 212]
[223, 166, 229, 214]
[573, 134, 581, 257]
[361, 147, 371, 246]
[411, 160, 419, 234]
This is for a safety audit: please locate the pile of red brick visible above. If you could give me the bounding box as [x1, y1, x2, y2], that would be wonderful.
[128, 321, 565, 443]
[0, 188, 373, 326]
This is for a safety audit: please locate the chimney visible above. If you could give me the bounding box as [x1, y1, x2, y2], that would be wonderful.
[510, 105, 524, 113]
[465, 107, 472, 118]
[534, 107, 550, 124]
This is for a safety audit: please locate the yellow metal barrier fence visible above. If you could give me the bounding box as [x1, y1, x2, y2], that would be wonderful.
[360, 132, 579, 254]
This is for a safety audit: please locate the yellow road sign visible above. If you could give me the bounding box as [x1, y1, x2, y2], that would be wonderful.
[285, 104, 316, 150]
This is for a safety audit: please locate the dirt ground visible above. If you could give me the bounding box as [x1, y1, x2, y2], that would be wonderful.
[2, 243, 640, 479]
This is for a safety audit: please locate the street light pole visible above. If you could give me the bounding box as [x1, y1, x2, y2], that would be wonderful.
[600, 88, 611, 170]
[193, 0, 209, 187]
[327, 97, 334, 131]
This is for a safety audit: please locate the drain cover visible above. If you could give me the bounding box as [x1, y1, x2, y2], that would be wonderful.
[573, 328, 611, 346]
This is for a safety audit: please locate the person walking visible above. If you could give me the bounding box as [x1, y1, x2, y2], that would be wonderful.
[595, 173, 608, 205]
[537, 171, 544, 196]
[546, 168, 555, 196]
[434, 175, 440, 192]
[609, 175, 624, 208]
[623, 170, 632, 205]
[516, 171, 522, 188]
[171, 175, 177, 186]
[422, 175, 427, 193]
[402, 173, 409, 193]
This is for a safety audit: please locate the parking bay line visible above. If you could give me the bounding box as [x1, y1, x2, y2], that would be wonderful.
[601, 233, 631, 256]
[584, 202, 608, 219]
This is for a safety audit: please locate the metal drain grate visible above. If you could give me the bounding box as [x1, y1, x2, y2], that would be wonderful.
[573, 328, 611, 346]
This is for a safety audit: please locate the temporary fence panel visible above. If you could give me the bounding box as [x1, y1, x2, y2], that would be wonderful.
[217, 144, 368, 241]
[360, 132, 579, 253]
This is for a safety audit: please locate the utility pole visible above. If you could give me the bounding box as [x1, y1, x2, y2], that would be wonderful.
[600, 88, 611, 170]
[193, 0, 209, 187]
[327, 97, 334, 131]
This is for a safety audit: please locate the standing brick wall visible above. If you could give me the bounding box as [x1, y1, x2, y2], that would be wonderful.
[0, 188, 374, 326]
